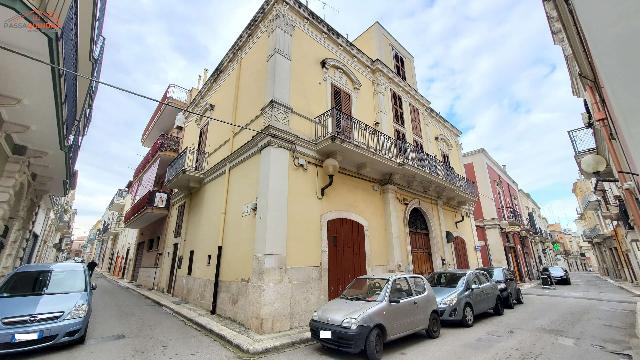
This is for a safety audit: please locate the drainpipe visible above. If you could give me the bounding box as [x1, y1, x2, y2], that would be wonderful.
[211, 56, 242, 315]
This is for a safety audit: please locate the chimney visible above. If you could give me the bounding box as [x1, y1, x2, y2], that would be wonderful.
[502, 164, 507, 172]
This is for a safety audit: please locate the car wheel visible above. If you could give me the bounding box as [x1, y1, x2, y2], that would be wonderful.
[425, 312, 441, 339]
[365, 327, 383, 360]
[493, 296, 504, 316]
[505, 292, 515, 309]
[461, 304, 474, 327]
[515, 289, 524, 304]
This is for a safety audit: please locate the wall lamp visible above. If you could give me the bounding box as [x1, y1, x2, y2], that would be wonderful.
[320, 158, 339, 197]
[580, 154, 619, 191]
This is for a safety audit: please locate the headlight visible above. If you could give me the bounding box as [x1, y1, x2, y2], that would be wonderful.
[498, 283, 507, 290]
[66, 303, 88, 320]
[341, 318, 358, 329]
[312, 311, 319, 321]
[439, 294, 458, 307]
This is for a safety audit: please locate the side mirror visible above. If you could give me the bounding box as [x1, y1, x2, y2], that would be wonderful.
[389, 298, 400, 304]
[471, 284, 480, 290]
[91, 283, 97, 291]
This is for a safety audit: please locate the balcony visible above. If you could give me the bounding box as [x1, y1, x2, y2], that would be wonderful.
[108, 188, 128, 212]
[579, 193, 601, 213]
[568, 126, 614, 178]
[582, 225, 609, 242]
[165, 147, 207, 191]
[141, 84, 189, 147]
[503, 206, 523, 226]
[132, 134, 181, 181]
[313, 109, 477, 206]
[123, 190, 170, 229]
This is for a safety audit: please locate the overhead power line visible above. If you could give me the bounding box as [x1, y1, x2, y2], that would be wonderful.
[0, 44, 270, 136]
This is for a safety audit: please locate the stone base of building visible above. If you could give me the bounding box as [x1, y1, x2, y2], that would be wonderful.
[173, 274, 215, 311]
[136, 268, 161, 290]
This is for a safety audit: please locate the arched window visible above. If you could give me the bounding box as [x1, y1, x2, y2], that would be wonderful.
[409, 208, 428, 232]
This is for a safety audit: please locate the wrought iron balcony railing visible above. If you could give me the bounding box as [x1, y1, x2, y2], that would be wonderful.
[165, 147, 206, 185]
[132, 134, 181, 181]
[502, 206, 523, 224]
[314, 108, 477, 197]
[568, 126, 596, 156]
[123, 190, 171, 225]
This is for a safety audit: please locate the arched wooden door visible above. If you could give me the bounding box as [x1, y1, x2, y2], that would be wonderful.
[453, 236, 470, 269]
[327, 218, 366, 300]
[409, 208, 433, 275]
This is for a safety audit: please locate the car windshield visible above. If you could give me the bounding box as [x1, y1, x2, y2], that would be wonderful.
[549, 267, 565, 275]
[340, 277, 389, 302]
[0, 270, 86, 297]
[479, 268, 504, 281]
[427, 272, 467, 288]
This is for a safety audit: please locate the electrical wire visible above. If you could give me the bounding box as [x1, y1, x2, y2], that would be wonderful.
[0, 43, 269, 136]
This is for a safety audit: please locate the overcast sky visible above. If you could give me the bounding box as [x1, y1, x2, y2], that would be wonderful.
[73, 0, 583, 236]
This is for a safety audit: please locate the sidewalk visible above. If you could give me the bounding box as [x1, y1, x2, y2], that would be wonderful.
[98, 271, 312, 354]
[596, 273, 640, 296]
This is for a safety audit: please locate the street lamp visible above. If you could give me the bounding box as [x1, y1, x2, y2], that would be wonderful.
[320, 158, 339, 197]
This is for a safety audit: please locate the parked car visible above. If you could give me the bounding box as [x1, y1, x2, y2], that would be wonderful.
[427, 269, 503, 327]
[541, 266, 571, 285]
[477, 267, 523, 308]
[0, 263, 96, 355]
[310, 273, 440, 360]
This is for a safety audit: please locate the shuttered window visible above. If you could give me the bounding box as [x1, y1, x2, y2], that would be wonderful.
[331, 84, 352, 115]
[174, 203, 185, 238]
[391, 90, 404, 127]
[187, 250, 194, 276]
[393, 50, 407, 81]
[410, 104, 422, 138]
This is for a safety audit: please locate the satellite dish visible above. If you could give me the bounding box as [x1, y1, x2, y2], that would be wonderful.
[445, 231, 455, 243]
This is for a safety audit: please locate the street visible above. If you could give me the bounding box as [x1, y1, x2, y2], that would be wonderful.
[5, 272, 637, 360]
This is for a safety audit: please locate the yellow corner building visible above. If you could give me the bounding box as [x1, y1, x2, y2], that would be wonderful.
[151, 0, 479, 334]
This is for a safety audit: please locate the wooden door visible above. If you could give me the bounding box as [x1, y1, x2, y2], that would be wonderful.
[132, 242, 145, 282]
[453, 236, 470, 269]
[331, 84, 352, 139]
[168, 243, 179, 294]
[196, 122, 208, 170]
[410, 232, 433, 275]
[327, 218, 366, 300]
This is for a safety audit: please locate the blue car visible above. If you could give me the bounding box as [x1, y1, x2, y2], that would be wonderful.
[0, 262, 95, 354]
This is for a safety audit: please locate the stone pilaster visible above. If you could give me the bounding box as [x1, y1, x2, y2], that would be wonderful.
[382, 185, 403, 272]
[249, 146, 290, 334]
[264, 3, 294, 128]
[436, 200, 451, 270]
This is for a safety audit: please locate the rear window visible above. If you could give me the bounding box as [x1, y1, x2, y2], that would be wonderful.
[0, 270, 86, 297]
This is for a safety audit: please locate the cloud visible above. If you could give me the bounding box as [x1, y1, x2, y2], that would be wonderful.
[74, 0, 583, 235]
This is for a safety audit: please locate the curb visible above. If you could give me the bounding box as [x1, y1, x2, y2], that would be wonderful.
[596, 274, 640, 296]
[98, 272, 312, 354]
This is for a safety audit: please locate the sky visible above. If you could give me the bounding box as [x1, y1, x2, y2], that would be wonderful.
[73, 0, 584, 236]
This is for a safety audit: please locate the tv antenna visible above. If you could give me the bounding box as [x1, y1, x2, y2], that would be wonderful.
[308, 0, 339, 21]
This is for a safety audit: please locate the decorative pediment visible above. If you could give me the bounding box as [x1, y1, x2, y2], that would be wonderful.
[321, 58, 362, 90]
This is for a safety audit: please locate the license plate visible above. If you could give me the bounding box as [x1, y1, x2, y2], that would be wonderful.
[12, 331, 42, 342]
[320, 330, 331, 339]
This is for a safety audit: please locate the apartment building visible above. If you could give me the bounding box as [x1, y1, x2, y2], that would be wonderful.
[153, 0, 479, 334]
[0, 0, 107, 273]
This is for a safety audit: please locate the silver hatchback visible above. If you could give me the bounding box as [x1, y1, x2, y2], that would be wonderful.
[310, 273, 440, 360]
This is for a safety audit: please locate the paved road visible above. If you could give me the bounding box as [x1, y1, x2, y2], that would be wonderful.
[5, 272, 639, 359]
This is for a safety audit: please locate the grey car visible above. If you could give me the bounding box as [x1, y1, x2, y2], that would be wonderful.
[477, 267, 523, 308]
[310, 273, 440, 360]
[427, 269, 503, 327]
[0, 263, 95, 354]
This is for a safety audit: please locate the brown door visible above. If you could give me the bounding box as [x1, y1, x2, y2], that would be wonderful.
[409, 208, 433, 275]
[167, 243, 179, 294]
[196, 122, 208, 170]
[132, 242, 145, 282]
[327, 218, 366, 300]
[453, 236, 470, 269]
[331, 84, 352, 138]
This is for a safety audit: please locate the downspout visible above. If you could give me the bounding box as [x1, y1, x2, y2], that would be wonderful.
[211, 56, 242, 315]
